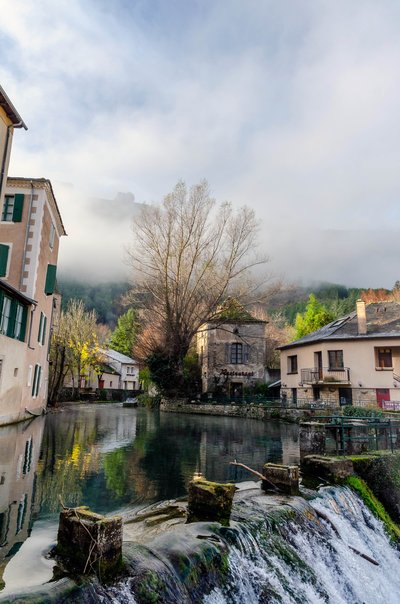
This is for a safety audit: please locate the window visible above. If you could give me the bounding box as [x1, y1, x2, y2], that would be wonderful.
[49, 223, 55, 249]
[230, 343, 243, 364]
[32, 364, 42, 397]
[0, 244, 9, 277]
[0, 293, 28, 341]
[1, 194, 24, 222]
[287, 355, 298, 374]
[328, 350, 344, 370]
[0, 296, 11, 335]
[378, 349, 392, 368]
[38, 312, 47, 345]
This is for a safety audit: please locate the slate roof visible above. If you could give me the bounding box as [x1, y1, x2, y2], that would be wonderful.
[101, 348, 137, 364]
[279, 302, 400, 351]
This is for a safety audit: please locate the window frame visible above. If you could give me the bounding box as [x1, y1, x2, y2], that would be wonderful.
[377, 348, 393, 369]
[328, 350, 344, 370]
[287, 355, 298, 374]
[230, 343, 243, 364]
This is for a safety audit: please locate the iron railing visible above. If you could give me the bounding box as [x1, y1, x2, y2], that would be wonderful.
[301, 367, 350, 385]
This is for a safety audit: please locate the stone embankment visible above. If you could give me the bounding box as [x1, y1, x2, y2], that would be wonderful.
[160, 400, 331, 423]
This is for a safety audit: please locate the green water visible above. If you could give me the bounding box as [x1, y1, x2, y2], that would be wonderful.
[0, 403, 299, 594]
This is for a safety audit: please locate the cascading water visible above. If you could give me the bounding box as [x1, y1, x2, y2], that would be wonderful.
[103, 486, 400, 604]
[203, 486, 400, 604]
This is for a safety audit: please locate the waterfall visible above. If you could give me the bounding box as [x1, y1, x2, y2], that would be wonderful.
[204, 486, 400, 604]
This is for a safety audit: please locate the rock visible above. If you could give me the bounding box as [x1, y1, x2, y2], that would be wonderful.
[300, 422, 326, 456]
[187, 480, 236, 526]
[301, 455, 354, 482]
[56, 506, 123, 579]
[263, 463, 300, 495]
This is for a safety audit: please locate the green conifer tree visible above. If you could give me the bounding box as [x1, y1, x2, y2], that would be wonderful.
[109, 308, 139, 357]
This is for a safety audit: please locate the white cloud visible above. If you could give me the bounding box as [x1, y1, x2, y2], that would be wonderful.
[1, 0, 400, 287]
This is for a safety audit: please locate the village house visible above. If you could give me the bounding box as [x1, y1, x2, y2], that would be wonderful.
[197, 299, 267, 397]
[82, 348, 140, 392]
[0, 86, 66, 425]
[279, 300, 400, 409]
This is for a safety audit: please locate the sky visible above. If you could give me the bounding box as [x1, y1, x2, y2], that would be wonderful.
[1, 0, 400, 288]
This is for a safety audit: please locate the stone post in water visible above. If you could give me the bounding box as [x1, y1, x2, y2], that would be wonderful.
[56, 506, 123, 579]
[187, 479, 236, 526]
[262, 463, 300, 495]
[300, 422, 326, 457]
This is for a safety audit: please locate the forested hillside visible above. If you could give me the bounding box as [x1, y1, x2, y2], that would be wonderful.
[58, 280, 130, 326]
[58, 279, 391, 328]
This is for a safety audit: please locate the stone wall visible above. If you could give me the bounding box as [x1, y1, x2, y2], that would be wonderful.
[160, 401, 332, 423]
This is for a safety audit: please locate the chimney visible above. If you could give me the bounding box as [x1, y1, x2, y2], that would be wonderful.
[356, 299, 367, 335]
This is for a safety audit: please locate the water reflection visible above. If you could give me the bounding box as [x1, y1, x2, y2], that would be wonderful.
[0, 417, 45, 590]
[0, 404, 299, 594]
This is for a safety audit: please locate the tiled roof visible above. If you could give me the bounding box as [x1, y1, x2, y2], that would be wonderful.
[279, 302, 400, 350]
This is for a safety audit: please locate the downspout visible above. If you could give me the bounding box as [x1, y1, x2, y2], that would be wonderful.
[0, 124, 12, 201]
[20, 181, 35, 290]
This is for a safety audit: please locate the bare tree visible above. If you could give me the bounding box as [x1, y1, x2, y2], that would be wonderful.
[127, 180, 268, 396]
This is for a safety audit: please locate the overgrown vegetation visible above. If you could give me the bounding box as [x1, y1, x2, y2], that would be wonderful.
[346, 475, 400, 542]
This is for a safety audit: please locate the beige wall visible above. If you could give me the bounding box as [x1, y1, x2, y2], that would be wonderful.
[280, 337, 400, 406]
[0, 180, 65, 423]
[0, 336, 27, 424]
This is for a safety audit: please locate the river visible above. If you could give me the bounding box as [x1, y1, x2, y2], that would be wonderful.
[0, 402, 299, 597]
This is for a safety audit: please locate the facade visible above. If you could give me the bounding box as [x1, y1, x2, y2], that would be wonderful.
[0, 175, 66, 424]
[197, 301, 267, 396]
[82, 349, 140, 391]
[279, 300, 400, 408]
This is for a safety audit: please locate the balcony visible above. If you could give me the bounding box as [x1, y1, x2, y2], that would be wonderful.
[300, 367, 350, 385]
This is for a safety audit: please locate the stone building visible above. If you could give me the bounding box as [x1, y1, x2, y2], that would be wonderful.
[197, 299, 267, 396]
[279, 300, 400, 408]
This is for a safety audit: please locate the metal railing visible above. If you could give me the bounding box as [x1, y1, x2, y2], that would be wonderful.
[301, 367, 350, 384]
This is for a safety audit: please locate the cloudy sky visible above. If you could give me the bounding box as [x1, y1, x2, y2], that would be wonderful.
[1, 0, 400, 287]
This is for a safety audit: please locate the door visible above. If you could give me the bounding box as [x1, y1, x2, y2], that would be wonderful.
[376, 388, 390, 408]
[314, 351, 323, 380]
[339, 388, 352, 406]
[230, 382, 243, 398]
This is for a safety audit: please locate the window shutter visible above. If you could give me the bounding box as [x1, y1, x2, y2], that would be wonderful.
[42, 315, 47, 345]
[38, 312, 43, 343]
[12, 194, 24, 222]
[0, 244, 9, 277]
[6, 299, 17, 338]
[225, 343, 230, 363]
[19, 306, 28, 342]
[45, 264, 57, 295]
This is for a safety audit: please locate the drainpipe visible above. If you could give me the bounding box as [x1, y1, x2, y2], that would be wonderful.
[0, 124, 12, 202]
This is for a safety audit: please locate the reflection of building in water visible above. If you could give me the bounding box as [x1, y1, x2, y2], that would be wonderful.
[0, 417, 44, 590]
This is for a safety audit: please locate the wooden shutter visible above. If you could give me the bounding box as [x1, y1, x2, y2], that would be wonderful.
[0, 244, 9, 277]
[6, 299, 17, 338]
[19, 306, 28, 342]
[12, 194, 24, 222]
[42, 315, 47, 345]
[45, 264, 57, 295]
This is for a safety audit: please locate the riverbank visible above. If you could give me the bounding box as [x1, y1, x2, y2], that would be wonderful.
[160, 400, 340, 423]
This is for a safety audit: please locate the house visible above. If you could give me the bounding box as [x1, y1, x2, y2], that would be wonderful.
[0, 87, 66, 425]
[82, 349, 140, 391]
[0, 85, 27, 202]
[279, 300, 400, 408]
[196, 299, 267, 397]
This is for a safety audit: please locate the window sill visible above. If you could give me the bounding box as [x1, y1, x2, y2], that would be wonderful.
[287, 371, 298, 375]
[375, 367, 393, 371]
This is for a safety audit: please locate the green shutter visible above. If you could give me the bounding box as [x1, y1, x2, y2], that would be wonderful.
[12, 194, 24, 222]
[38, 312, 43, 343]
[0, 244, 9, 277]
[19, 306, 28, 342]
[45, 264, 57, 295]
[42, 315, 47, 345]
[6, 299, 17, 338]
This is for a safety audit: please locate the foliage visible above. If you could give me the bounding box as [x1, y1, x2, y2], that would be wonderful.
[137, 393, 161, 408]
[48, 299, 103, 404]
[109, 308, 140, 357]
[213, 298, 256, 322]
[342, 405, 384, 418]
[294, 294, 335, 339]
[129, 180, 267, 396]
[58, 280, 130, 326]
[345, 476, 400, 541]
